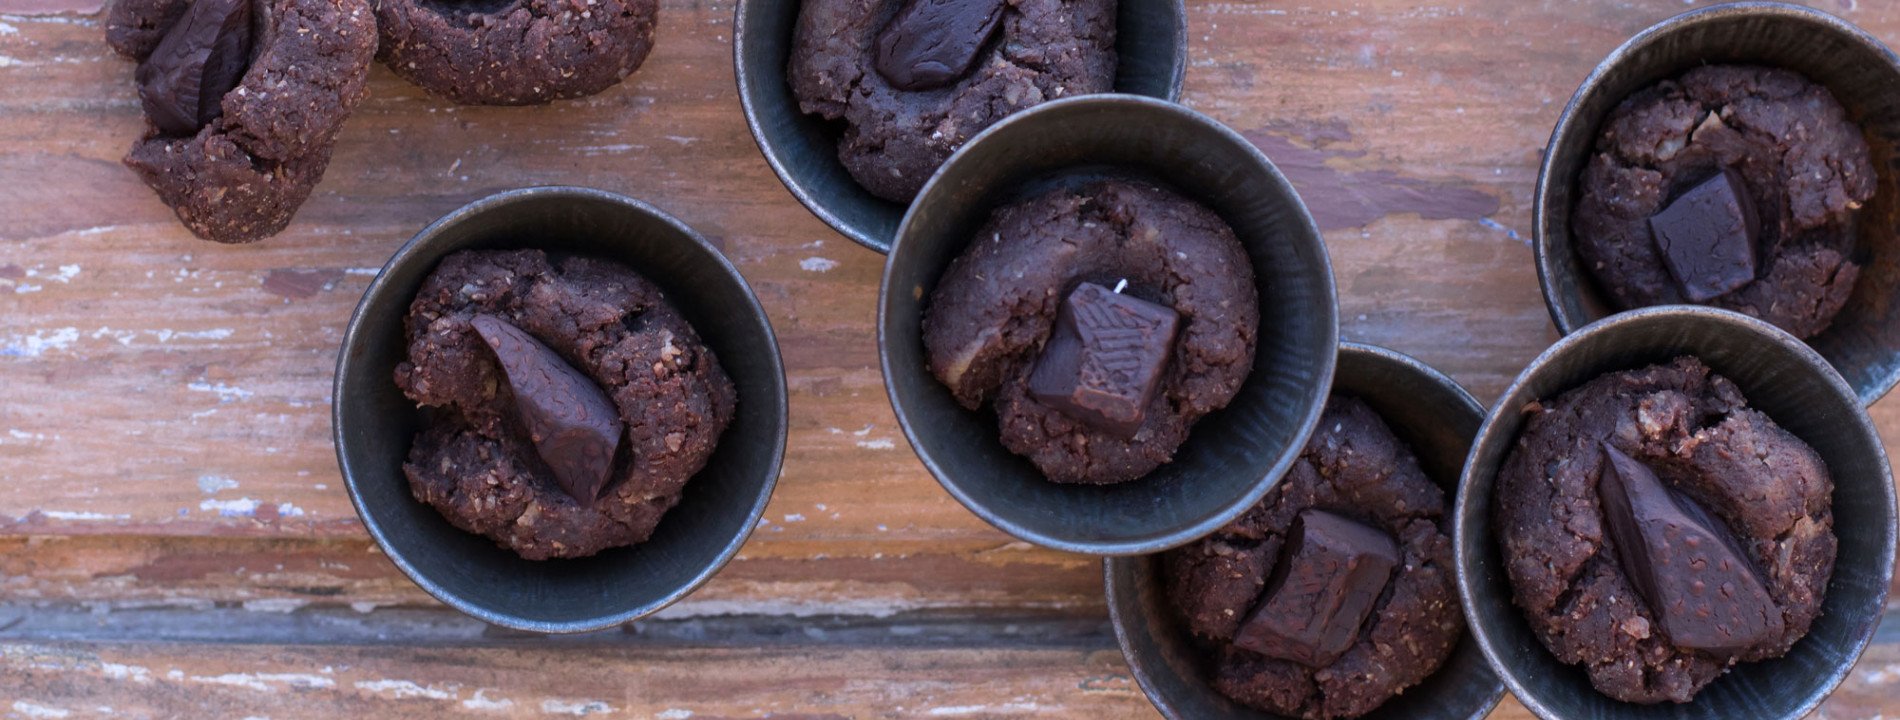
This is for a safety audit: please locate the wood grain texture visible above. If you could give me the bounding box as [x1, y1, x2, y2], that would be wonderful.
[0, 0, 1896, 717]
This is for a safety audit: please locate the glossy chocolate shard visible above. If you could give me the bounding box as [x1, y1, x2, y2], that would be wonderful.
[1027, 282, 1180, 438]
[1597, 444, 1783, 655]
[135, 0, 255, 137]
[472, 315, 623, 507]
[1647, 168, 1760, 302]
[874, 0, 1007, 91]
[1233, 509, 1400, 668]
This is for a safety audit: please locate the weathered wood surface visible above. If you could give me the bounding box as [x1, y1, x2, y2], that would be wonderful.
[0, 0, 1896, 716]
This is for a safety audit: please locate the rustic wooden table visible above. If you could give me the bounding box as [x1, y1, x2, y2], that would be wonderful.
[1, 0, 1896, 717]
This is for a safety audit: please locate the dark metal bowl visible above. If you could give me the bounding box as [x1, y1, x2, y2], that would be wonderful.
[1533, 1, 1900, 406]
[734, 0, 1188, 254]
[880, 94, 1337, 555]
[1455, 305, 1896, 720]
[333, 187, 788, 633]
[1108, 342, 1505, 720]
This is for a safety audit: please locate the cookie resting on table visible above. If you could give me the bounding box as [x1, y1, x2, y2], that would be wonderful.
[374, 0, 658, 105]
[922, 179, 1257, 485]
[1163, 396, 1464, 720]
[395, 250, 737, 560]
[1575, 65, 1875, 339]
[1494, 357, 1836, 703]
[106, 0, 376, 243]
[789, 0, 1118, 202]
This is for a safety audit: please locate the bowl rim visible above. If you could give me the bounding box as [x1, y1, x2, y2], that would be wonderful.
[1530, 0, 1900, 406]
[1452, 304, 1897, 720]
[732, 0, 1191, 254]
[331, 185, 788, 633]
[875, 93, 1337, 556]
[1105, 340, 1504, 720]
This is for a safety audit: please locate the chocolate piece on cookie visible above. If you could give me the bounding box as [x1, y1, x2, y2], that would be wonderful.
[1647, 169, 1760, 302]
[1233, 509, 1400, 668]
[107, 0, 376, 243]
[1027, 282, 1180, 439]
[373, 0, 658, 105]
[471, 315, 624, 508]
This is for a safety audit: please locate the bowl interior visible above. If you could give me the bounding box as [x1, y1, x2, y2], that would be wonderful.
[335, 188, 787, 632]
[1457, 307, 1896, 720]
[735, 0, 1188, 253]
[1536, 2, 1900, 405]
[1107, 343, 1503, 720]
[882, 95, 1338, 555]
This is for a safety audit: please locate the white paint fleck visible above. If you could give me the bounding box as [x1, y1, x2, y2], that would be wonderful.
[462, 690, 514, 711]
[40, 510, 130, 521]
[0, 22, 17, 34]
[783, 513, 806, 523]
[928, 704, 1045, 716]
[276, 503, 306, 518]
[188, 382, 254, 402]
[540, 699, 614, 716]
[189, 672, 336, 691]
[199, 497, 260, 517]
[355, 679, 456, 701]
[2, 327, 79, 357]
[1859, 663, 1900, 686]
[241, 598, 308, 613]
[349, 601, 386, 614]
[198, 475, 239, 494]
[656, 710, 694, 720]
[11, 701, 70, 719]
[13, 284, 41, 294]
[799, 257, 839, 273]
[100, 662, 153, 684]
[855, 438, 895, 450]
[663, 135, 698, 146]
[344, 267, 381, 276]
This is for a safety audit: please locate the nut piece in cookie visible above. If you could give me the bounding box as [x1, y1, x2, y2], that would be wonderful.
[107, 0, 376, 243]
[1233, 509, 1399, 668]
[471, 315, 623, 508]
[1026, 282, 1180, 438]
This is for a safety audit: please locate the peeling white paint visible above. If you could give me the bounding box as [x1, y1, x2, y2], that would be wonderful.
[928, 703, 1046, 716]
[10, 701, 70, 719]
[276, 503, 306, 518]
[13, 283, 40, 293]
[40, 510, 130, 521]
[198, 475, 239, 494]
[783, 513, 806, 523]
[241, 598, 308, 614]
[463, 690, 514, 711]
[355, 679, 456, 701]
[189, 672, 336, 691]
[656, 710, 693, 720]
[199, 497, 260, 517]
[2, 327, 78, 357]
[188, 382, 254, 402]
[855, 438, 895, 450]
[100, 662, 153, 684]
[540, 699, 614, 716]
[799, 257, 839, 273]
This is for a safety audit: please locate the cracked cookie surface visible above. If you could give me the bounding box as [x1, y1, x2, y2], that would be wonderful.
[1163, 396, 1463, 720]
[107, 0, 375, 243]
[921, 179, 1256, 484]
[788, 0, 1117, 202]
[1494, 357, 1836, 703]
[1574, 65, 1875, 339]
[374, 0, 657, 105]
[395, 250, 736, 560]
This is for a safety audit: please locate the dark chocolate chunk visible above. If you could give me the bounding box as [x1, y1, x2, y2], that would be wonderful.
[873, 0, 1007, 91]
[1027, 282, 1180, 438]
[135, 0, 255, 137]
[1233, 509, 1400, 667]
[1647, 168, 1761, 302]
[1597, 444, 1784, 656]
[472, 315, 623, 507]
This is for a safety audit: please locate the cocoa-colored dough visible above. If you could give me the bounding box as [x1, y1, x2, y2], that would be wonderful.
[373, 0, 657, 105]
[395, 250, 736, 560]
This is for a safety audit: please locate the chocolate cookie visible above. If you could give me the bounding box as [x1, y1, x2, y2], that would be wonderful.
[1494, 357, 1836, 703]
[107, 0, 375, 244]
[1164, 396, 1463, 720]
[395, 250, 737, 560]
[922, 179, 1257, 485]
[789, 0, 1117, 202]
[1575, 65, 1876, 339]
[374, 0, 658, 105]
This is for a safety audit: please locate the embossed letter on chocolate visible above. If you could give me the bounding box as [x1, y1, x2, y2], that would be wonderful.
[1233, 509, 1400, 667]
[1027, 282, 1180, 438]
[874, 0, 1007, 91]
[1648, 168, 1760, 302]
[1597, 444, 1783, 655]
[472, 315, 624, 507]
[136, 0, 256, 137]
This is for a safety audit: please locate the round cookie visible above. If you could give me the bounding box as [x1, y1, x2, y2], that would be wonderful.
[106, 0, 376, 244]
[1163, 396, 1463, 720]
[1494, 357, 1836, 703]
[395, 249, 737, 560]
[788, 0, 1117, 203]
[1574, 65, 1876, 339]
[922, 179, 1257, 485]
[373, 0, 658, 105]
